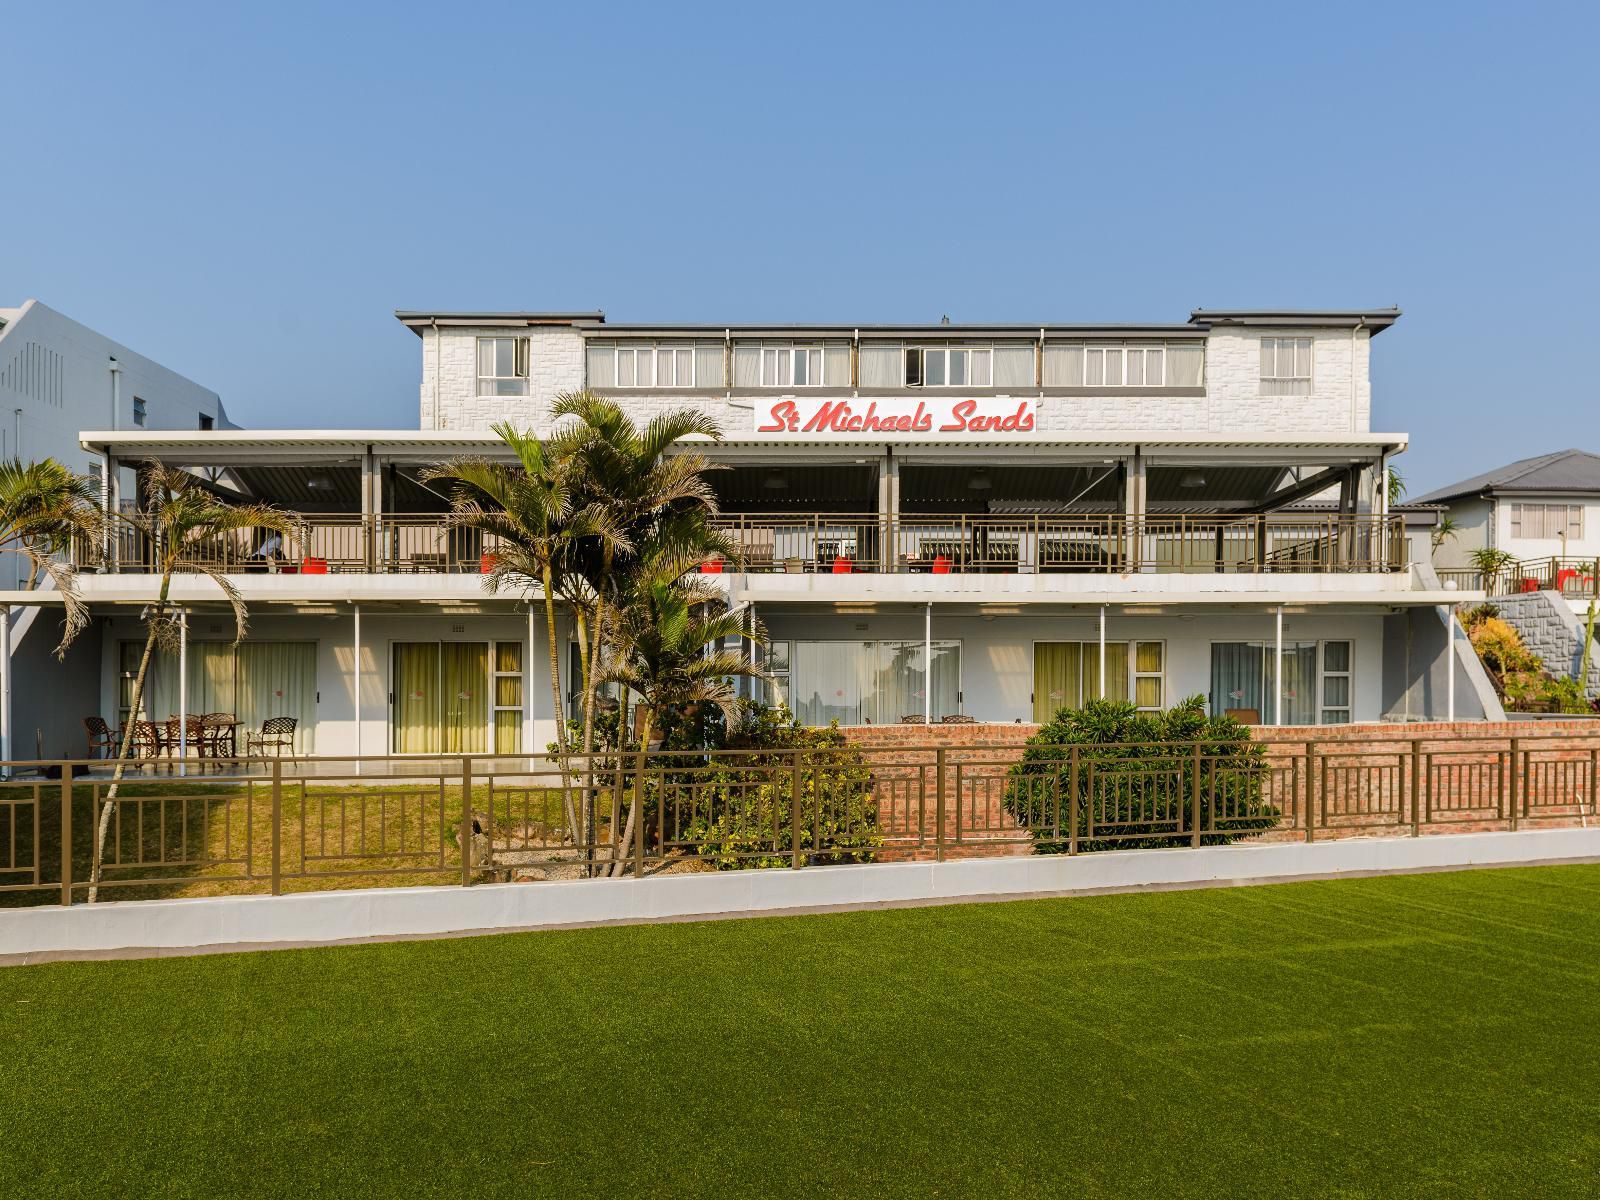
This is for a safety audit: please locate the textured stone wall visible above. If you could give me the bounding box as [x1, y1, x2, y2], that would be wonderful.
[1493, 591, 1600, 697]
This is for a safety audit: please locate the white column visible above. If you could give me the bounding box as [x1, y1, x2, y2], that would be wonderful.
[534, 601, 547, 761]
[353, 603, 362, 774]
[178, 608, 189, 776]
[0, 606, 11, 774]
[1098, 605, 1107, 699]
[1446, 606, 1457, 723]
[1274, 605, 1284, 727]
[923, 602, 932, 724]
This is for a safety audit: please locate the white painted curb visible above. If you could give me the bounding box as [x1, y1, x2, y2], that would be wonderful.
[4, 829, 1599, 957]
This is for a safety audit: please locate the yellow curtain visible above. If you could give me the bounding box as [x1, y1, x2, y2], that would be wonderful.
[441, 643, 489, 754]
[393, 642, 441, 754]
[1033, 643, 1082, 723]
[494, 641, 523, 754]
[1135, 642, 1164, 709]
[1082, 641, 1130, 703]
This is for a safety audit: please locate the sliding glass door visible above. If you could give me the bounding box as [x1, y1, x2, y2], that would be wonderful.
[130, 640, 318, 752]
[790, 640, 961, 725]
[392, 641, 521, 754]
[1210, 641, 1350, 725]
[1032, 641, 1165, 723]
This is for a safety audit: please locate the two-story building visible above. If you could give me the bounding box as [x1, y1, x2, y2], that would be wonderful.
[9, 306, 1494, 763]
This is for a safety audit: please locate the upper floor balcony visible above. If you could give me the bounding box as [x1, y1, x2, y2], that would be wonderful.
[77, 510, 1408, 577]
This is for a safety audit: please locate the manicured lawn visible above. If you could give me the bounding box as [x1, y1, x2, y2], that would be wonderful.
[4, 865, 1600, 1197]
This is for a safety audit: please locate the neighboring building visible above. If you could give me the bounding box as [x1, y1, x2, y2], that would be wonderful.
[0, 300, 232, 759]
[6, 304, 1496, 763]
[1413, 449, 1600, 577]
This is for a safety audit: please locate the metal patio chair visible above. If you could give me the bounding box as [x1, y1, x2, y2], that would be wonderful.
[247, 716, 298, 757]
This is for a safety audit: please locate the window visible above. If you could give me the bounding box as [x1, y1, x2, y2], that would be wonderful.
[790, 640, 960, 725]
[393, 641, 527, 753]
[858, 343, 903, 387]
[1042, 342, 1202, 387]
[132, 396, 147, 426]
[1260, 337, 1313, 396]
[477, 337, 529, 397]
[1510, 503, 1583, 541]
[908, 347, 992, 388]
[733, 342, 849, 389]
[492, 641, 524, 754]
[121, 640, 318, 752]
[587, 342, 722, 389]
[1209, 640, 1351, 725]
[1032, 641, 1165, 722]
[198, 413, 214, 431]
[762, 345, 822, 387]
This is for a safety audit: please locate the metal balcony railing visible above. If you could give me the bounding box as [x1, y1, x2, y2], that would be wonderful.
[708, 513, 1409, 574]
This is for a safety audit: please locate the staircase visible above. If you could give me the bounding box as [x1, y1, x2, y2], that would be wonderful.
[1492, 590, 1600, 699]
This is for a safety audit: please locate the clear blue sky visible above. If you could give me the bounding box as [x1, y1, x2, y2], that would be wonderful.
[5, 1, 1595, 494]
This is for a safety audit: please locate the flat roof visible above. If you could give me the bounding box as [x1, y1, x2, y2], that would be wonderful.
[394, 308, 1403, 338]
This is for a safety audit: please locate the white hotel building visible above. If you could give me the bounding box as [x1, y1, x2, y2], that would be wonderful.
[8, 306, 1496, 762]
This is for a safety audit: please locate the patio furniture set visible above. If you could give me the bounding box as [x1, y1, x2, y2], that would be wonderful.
[82, 715, 299, 762]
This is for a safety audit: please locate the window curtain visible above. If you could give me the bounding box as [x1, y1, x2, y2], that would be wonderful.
[694, 343, 724, 388]
[586, 344, 615, 388]
[441, 643, 489, 754]
[494, 642, 523, 754]
[1082, 641, 1129, 703]
[1268, 643, 1319, 726]
[858, 343, 902, 388]
[237, 643, 317, 753]
[1043, 344, 1084, 387]
[1167, 343, 1204, 387]
[393, 642, 441, 754]
[733, 345, 761, 388]
[1211, 643, 1264, 718]
[823, 343, 851, 387]
[1033, 642, 1082, 722]
[992, 345, 1034, 388]
[867, 642, 922, 723]
[793, 642, 862, 725]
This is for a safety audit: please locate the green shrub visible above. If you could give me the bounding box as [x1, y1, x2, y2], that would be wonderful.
[681, 706, 880, 869]
[1003, 696, 1277, 853]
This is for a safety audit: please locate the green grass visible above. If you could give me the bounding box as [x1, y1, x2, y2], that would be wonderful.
[4, 866, 1600, 1198]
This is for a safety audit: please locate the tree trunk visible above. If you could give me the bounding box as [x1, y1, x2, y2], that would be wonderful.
[609, 708, 652, 878]
[87, 578, 168, 903]
[578, 547, 612, 876]
[540, 564, 578, 844]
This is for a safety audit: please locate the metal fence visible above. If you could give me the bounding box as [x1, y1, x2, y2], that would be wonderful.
[1439, 556, 1600, 599]
[1, 731, 1594, 906]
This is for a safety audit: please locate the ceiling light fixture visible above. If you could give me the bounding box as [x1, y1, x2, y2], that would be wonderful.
[1179, 471, 1207, 489]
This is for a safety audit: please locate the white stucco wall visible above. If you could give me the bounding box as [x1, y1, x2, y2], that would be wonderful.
[1492, 495, 1600, 563]
[421, 323, 1378, 440]
[759, 610, 1385, 725]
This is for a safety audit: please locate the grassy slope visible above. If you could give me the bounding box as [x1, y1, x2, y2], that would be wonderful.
[3, 865, 1599, 1198]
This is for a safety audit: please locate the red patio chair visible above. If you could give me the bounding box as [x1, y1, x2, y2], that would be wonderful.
[832, 555, 853, 574]
[932, 554, 951, 574]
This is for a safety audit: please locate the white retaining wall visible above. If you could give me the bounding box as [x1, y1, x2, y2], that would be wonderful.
[5, 828, 1599, 958]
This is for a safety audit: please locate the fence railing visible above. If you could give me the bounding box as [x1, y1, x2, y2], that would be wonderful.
[1, 731, 1595, 907]
[709, 513, 1407, 574]
[1456, 556, 1600, 600]
[78, 514, 515, 575]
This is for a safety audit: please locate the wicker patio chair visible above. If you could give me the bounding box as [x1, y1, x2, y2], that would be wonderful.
[246, 716, 298, 757]
[83, 716, 117, 759]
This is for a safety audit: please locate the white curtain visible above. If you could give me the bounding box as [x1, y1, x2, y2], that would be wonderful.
[823, 343, 851, 386]
[1167, 344, 1203, 387]
[793, 642, 862, 726]
[586, 344, 615, 388]
[858, 343, 902, 387]
[993, 345, 1034, 388]
[695, 343, 724, 388]
[237, 643, 318, 752]
[733, 344, 761, 388]
[1043, 344, 1084, 387]
[791, 640, 961, 725]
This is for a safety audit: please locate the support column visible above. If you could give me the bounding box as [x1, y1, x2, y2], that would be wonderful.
[526, 602, 536, 757]
[1124, 449, 1146, 570]
[0, 606, 10, 774]
[923, 602, 932, 725]
[1098, 605, 1107, 700]
[178, 608, 189, 776]
[1446, 606, 1457, 723]
[1274, 605, 1284, 727]
[353, 603, 363, 774]
[879, 451, 899, 571]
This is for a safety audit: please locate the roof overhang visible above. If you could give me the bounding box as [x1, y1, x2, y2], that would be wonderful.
[394, 311, 606, 336]
[1189, 308, 1401, 336]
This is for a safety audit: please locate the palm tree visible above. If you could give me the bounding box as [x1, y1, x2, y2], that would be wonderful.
[595, 553, 766, 876]
[1430, 513, 1459, 558]
[87, 464, 299, 902]
[423, 421, 622, 840]
[551, 392, 738, 857]
[1387, 465, 1406, 508]
[0, 458, 105, 654]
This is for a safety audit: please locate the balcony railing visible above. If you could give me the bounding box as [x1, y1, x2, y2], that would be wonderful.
[709, 513, 1408, 574]
[83, 514, 514, 575]
[1442, 557, 1600, 599]
[76, 512, 1408, 576]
